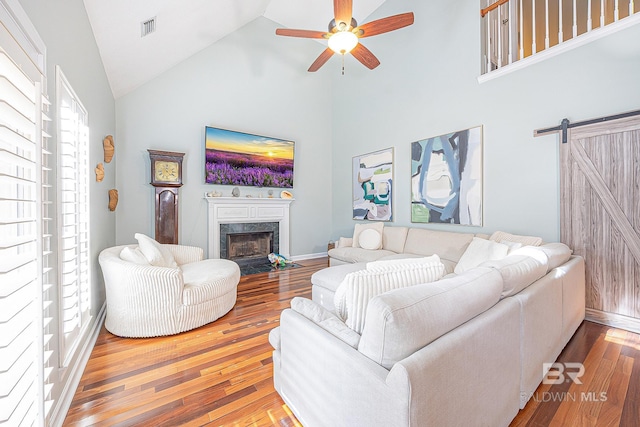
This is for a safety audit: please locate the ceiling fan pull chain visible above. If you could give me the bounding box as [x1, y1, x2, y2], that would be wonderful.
[341, 54, 345, 75]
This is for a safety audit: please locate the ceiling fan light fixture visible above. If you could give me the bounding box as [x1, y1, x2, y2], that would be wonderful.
[328, 31, 358, 54]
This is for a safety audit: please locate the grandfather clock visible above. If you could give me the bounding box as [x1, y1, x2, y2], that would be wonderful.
[148, 149, 184, 244]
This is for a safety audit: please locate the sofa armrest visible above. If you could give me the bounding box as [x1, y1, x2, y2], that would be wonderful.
[164, 244, 204, 265]
[99, 253, 186, 336]
[101, 260, 184, 308]
[387, 297, 521, 426]
[276, 309, 409, 426]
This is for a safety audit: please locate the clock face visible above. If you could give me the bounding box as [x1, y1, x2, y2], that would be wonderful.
[155, 161, 180, 182]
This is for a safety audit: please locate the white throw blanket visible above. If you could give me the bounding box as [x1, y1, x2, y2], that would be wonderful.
[334, 255, 446, 333]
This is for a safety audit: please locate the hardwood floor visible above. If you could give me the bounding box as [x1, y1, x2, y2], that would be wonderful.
[64, 258, 640, 426]
[510, 320, 640, 426]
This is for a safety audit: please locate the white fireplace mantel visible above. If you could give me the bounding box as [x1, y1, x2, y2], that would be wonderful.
[205, 196, 293, 259]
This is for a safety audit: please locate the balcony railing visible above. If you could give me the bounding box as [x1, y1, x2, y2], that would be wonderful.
[480, 0, 640, 77]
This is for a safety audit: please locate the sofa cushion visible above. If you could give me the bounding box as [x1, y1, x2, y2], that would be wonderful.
[119, 246, 149, 265]
[480, 254, 548, 298]
[352, 222, 384, 249]
[291, 297, 361, 348]
[311, 262, 368, 292]
[403, 228, 475, 263]
[182, 259, 240, 305]
[328, 247, 396, 264]
[490, 230, 543, 247]
[454, 237, 509, 274]
[537, 243, 572, 272]
[382, 226, 409, 253]
[359, 228, 383, 250]
[335, 256, 446, 333]
[135, 233, 178, 268]
[358, 267, 503, 369]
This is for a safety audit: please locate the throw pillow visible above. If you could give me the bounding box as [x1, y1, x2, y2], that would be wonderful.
[134, 233, 178, 268]
[352, 222, 384, 249]
[119, 246, 149, 265]
[366, 254, 442, 271]
[334, 260, 446, 333]
[291, 297, 336, 323]
[290, 297, 361, 348]
[337, 236, 353, 248]
[454, 237, 509, 274]
[490, 230, 543, 247]
[358, 228, 382, 250]
[501, 240, 523, 253]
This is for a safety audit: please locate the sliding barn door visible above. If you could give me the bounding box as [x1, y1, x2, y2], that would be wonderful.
[560, 116, 640, 332]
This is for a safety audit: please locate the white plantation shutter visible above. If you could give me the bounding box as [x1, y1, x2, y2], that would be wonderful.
[56, 67, 90, 364]
[0, 7, 52, 425]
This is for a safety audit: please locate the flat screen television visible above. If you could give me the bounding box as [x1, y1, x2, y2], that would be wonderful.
[204, 126, 294, 188]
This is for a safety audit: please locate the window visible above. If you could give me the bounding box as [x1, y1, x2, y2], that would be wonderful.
[56, 67, 90, 365]
[0, 0, 52, 423]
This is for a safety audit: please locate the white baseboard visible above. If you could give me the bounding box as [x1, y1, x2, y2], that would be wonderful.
[585, 308, 640, 335]
[290, 252, 328, 261]
[50, 302, 106, 427]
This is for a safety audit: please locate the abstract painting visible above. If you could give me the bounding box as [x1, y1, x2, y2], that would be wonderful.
[411, 126, 483, 225]
[353, 148, 393, 221]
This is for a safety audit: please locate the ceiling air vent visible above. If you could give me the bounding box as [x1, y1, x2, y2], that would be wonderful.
[141, 17, 156, 37]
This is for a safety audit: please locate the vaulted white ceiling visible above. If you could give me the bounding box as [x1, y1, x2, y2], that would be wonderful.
[82, 0, 386, 98]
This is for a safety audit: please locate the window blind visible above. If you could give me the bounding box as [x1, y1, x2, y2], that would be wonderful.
[0, 45, 51, 425]
[56, 68, 90, 365]
[0, 1, 52, 423]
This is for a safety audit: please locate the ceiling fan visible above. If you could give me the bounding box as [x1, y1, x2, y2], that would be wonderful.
[275, 0, 414, 72]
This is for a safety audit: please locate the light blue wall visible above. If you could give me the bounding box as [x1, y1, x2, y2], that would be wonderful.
[18, 0, 115, 420]
[19, 0, 116, 300]
[115, 17, 333, 256]
[330, 0, 640, 243]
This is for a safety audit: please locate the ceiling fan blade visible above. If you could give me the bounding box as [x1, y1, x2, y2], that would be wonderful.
[334, 0, 353, 26]
[308, 48, 335, 72]
[350, 43, 380, 70]
[276, 28, 329, 39]
[354, 12, 414, 38]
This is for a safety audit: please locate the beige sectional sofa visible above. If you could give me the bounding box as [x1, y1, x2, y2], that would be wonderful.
[327, 226, 491, 271]
[270, 226, 585, 426]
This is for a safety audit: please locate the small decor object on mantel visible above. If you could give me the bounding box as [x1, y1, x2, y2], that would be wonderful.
[103, 135, 115, 163]
[231, 187, 240, 197]
[206, 190, 222, 197]
[108, 189, 118, 211]
[95, 163, 104, 182]
[280, 190, 293, 199]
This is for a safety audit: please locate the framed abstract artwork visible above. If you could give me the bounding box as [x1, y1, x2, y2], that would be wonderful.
[411, 126, 483, 226]
[352, 148, 393, 221]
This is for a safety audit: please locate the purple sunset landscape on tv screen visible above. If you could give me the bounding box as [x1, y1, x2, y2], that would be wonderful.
[204, 127, 294, 188]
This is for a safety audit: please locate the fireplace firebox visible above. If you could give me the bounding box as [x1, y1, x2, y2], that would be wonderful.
[219, 221, 279, 267]
[226, 231, 274, 265]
